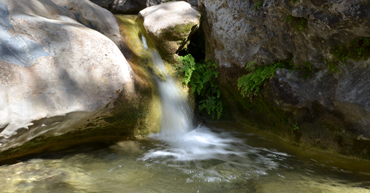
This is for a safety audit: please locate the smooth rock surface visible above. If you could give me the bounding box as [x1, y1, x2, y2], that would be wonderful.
[138, 1, 201, 57]
[0, 0, 153, 157]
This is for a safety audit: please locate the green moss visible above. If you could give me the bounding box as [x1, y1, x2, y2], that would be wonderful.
[285, 15, 307, 33]
[238, 60, 314, 98]
[254, 0, 263, 12]
[116, 15, 147, 57]
[325, 37, 370, 73]
[172, 23, 195, 36]
[226, 71, 370, 160]
[238, 60, 294, 98]
[220, 80, 293, 138]
[290, 0, 300, 4]
[297, 61, 314, 79]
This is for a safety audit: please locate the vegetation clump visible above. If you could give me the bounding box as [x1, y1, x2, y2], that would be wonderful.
[290, 0, 300, 4]
[238, 60, 314, 98]
[238, 61, 292, 98]
[325, 37, 370, 73]
[285, 15, 307, 33]
[296, 61, 314, 79]
[254, 1, 263, 12]
[178, 54, 223, 119]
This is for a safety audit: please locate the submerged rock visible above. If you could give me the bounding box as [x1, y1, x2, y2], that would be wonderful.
[199, 0, 370, 159]
[0, 0, 160, 161]
[138, 1, 201, 58]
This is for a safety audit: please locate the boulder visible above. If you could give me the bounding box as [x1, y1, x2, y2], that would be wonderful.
[138, 1, 201, 58]
[89, 0, 198, 14]
[0, 0, 160, 161]
[200, 0, 370, 159]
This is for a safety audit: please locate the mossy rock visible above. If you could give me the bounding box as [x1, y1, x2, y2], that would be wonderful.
[217, 66, 370, 160]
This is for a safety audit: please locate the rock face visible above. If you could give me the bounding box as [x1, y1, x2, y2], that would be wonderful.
[200, 0, 370, 159]
[138, 1, 201, 58]
[0, 0, 160, 160]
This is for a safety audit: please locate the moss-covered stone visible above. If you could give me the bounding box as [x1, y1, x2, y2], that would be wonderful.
[115, 15, 162, 137]
[216, 65, 370, 160]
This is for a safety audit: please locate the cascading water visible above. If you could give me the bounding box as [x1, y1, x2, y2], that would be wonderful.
[147, 46, 193, 138]
[141, 36, 251, 161]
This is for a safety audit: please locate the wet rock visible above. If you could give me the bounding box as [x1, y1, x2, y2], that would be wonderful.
[138, 1, 201, 58]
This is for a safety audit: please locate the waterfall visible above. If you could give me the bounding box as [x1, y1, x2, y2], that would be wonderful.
[143, 36, 193, 139]
[142, 35, 244, 161]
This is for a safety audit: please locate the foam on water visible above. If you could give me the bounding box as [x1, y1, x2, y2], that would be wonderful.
[144, 125, 245, 161]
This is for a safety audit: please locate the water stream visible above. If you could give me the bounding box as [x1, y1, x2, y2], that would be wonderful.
[0, 37, 369, 192]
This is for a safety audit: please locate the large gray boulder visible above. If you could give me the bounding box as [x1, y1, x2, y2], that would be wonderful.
[200, 0, 370, 159]
[138, 1, 201, 57]
[0, 0, 160, 160]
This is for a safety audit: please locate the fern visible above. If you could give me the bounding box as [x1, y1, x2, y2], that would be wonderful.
[179, 54, 223, 119]
[179, 54, 196, 85]
[238, 61, 291, 98]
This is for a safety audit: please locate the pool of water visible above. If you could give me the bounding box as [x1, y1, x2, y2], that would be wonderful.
[1, 122, 369, 193]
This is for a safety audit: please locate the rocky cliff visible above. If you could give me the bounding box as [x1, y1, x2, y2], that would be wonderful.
[199, 0, 370, 159]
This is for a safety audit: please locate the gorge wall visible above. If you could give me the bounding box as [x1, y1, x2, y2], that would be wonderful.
[199, 0, 370, 159]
